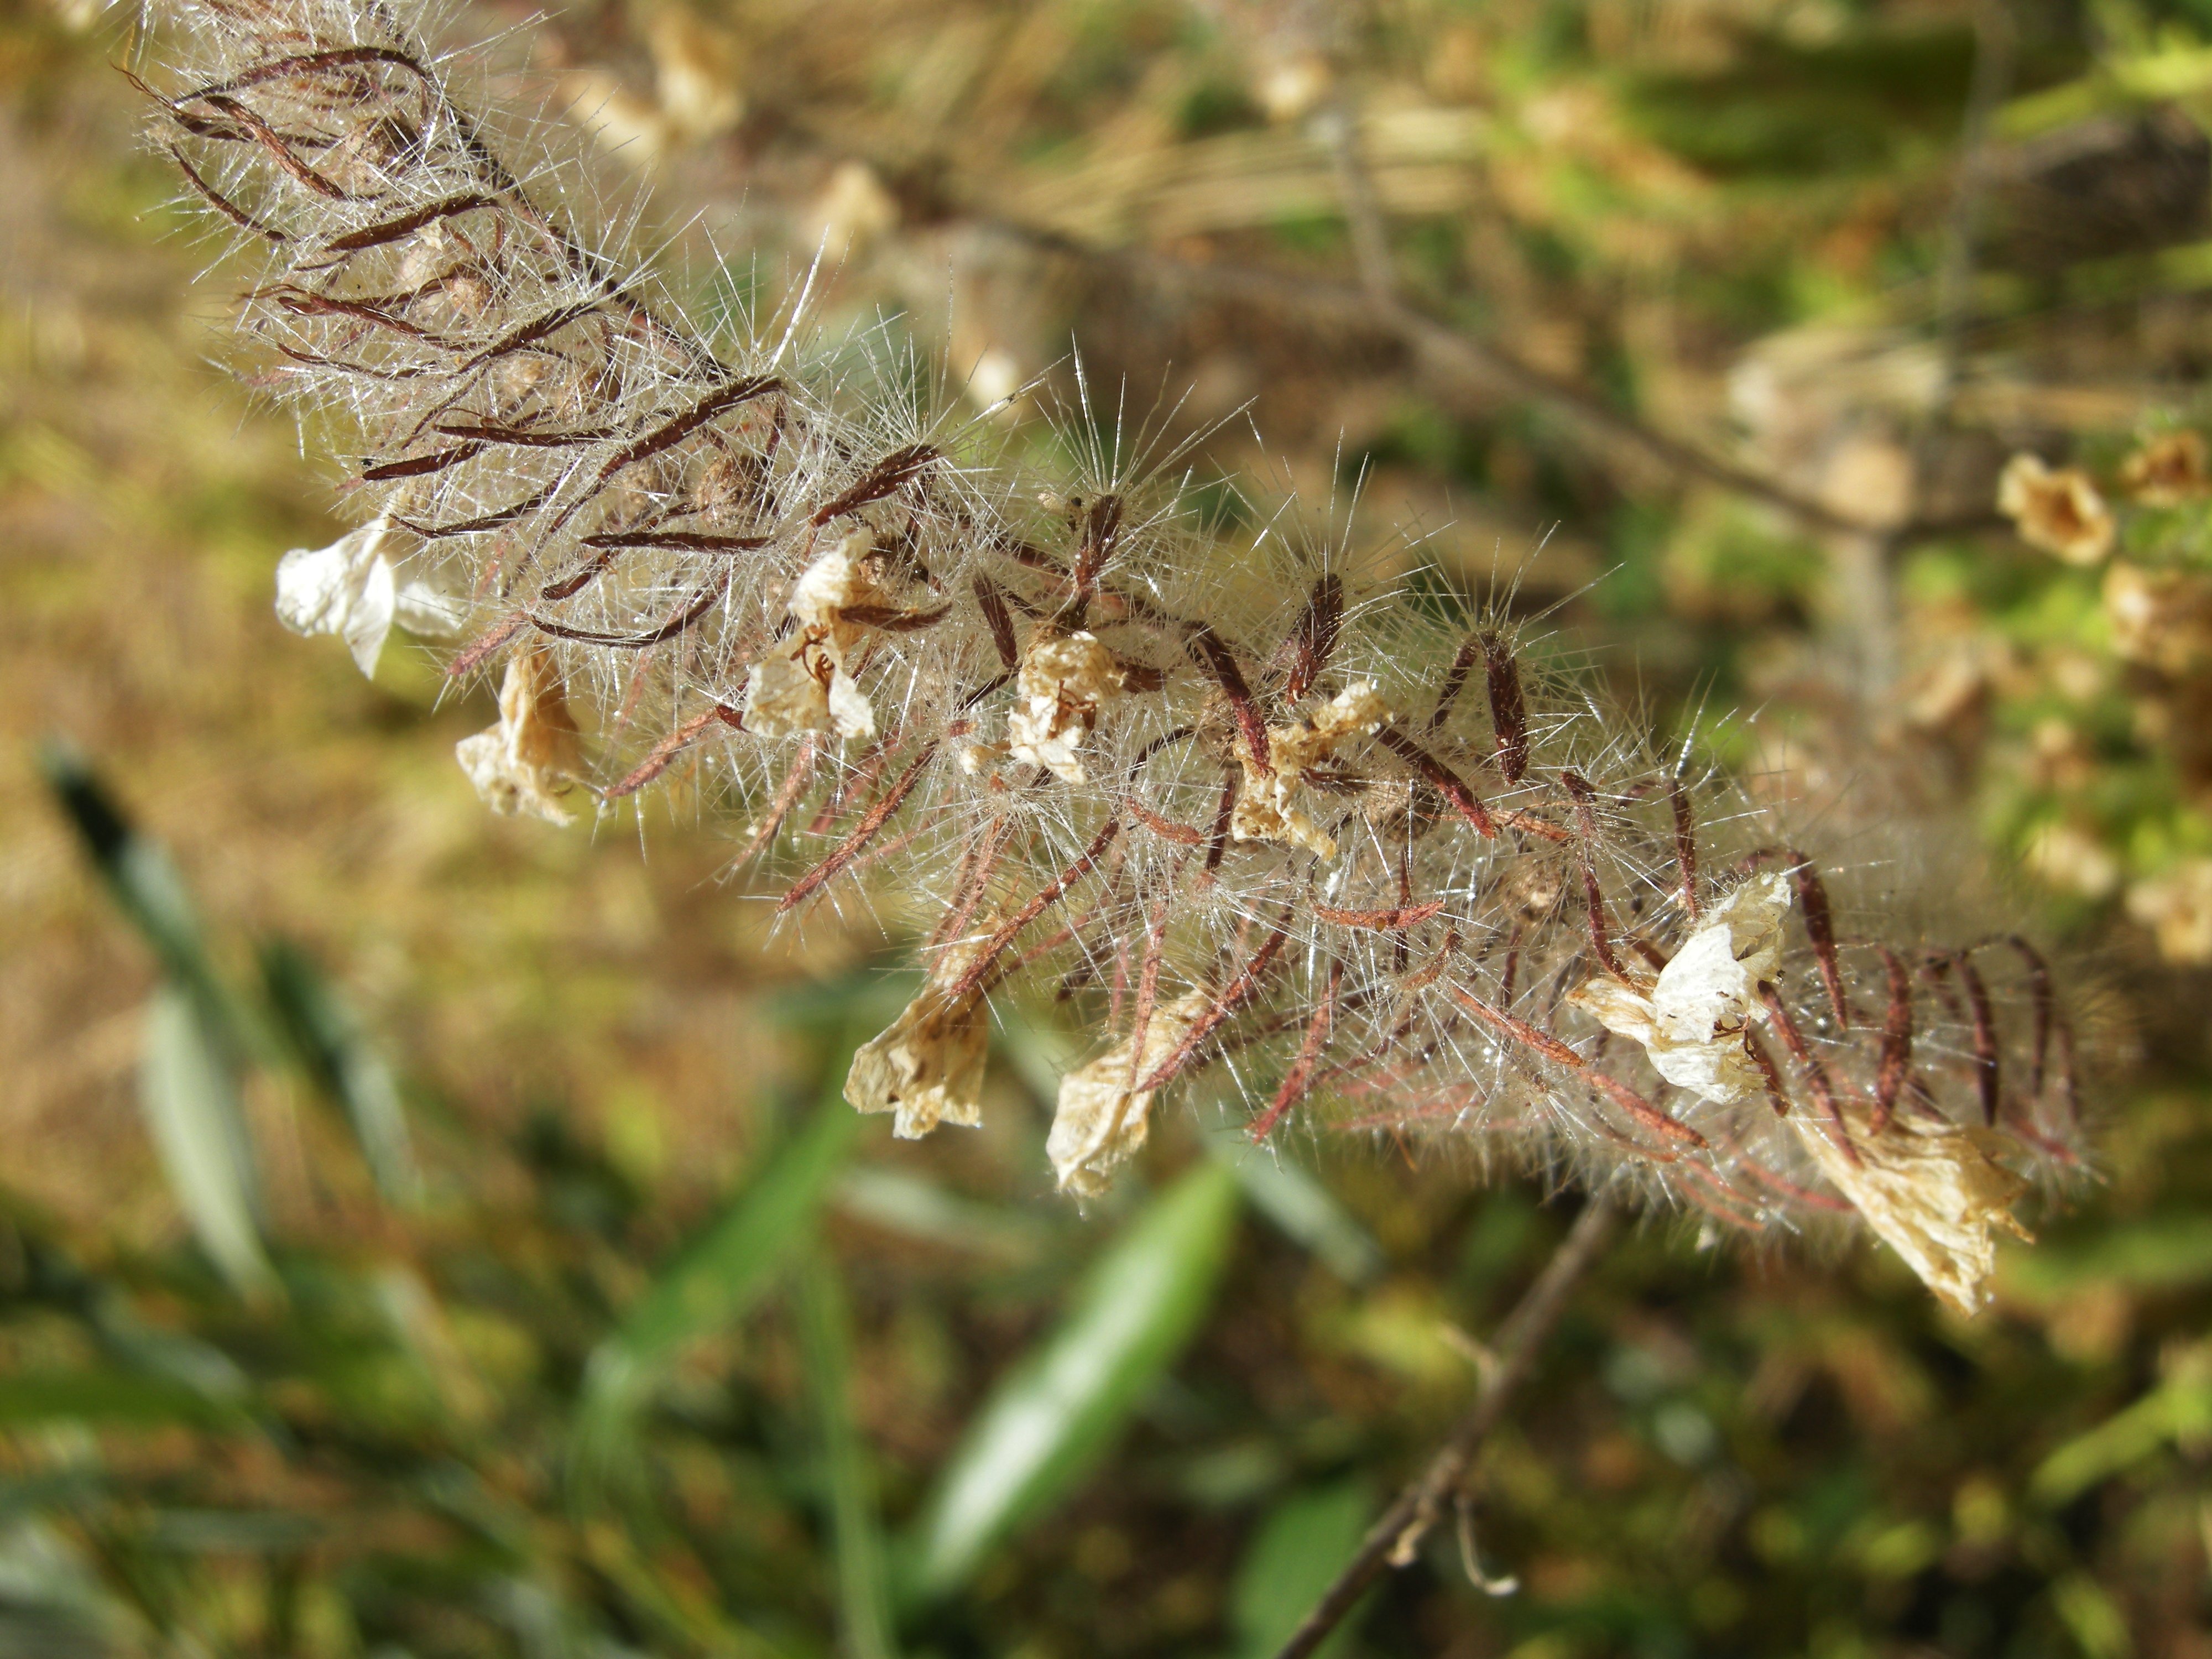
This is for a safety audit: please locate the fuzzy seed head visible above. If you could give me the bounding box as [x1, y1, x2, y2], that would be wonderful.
[142, 0, 2095, 1313]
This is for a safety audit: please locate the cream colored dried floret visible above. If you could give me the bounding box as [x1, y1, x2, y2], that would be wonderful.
[456, 645, 585, 825]
[277, 519, 396, 676]
[1231, 680, 1392, 860]
[844, 930, 996, 1139]
[1006, 631, 1122, 783]
[276, 517, 477, 679]
[1796, 1105, 2031, 1317]
[1567, 870, 1790, 1107]
[1047, 991, 1214, 1197]
[742, 530, 880, 743]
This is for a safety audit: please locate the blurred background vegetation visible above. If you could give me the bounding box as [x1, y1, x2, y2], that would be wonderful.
[6, 0, 2212, 1653]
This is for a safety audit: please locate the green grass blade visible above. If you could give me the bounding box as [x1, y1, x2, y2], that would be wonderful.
[796, 1245, 899, 1659]
[138, 987, 278, 1301]
[832, 1167, 1053, 1264]
[0, 1371, 249, 1431]
[901, 1160, 1242, 1603]
[84, 1290, 251, 1406]
[0, 1515, 143, 1656]
[572, 1076, 862, 1493]
[2032, 1369, 2212, 1506]
[15, 1226, 252, 1404]
[258, 937, 425, 1208]
[1230, 1480, 1375, 1659]
[41, 744, 267, 1062]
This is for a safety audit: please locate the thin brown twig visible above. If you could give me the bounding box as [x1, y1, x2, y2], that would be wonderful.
[1931, 0, 2018, 410]
[1321, 96, 1397, 306]
[1269, 1194, 1618, 1659]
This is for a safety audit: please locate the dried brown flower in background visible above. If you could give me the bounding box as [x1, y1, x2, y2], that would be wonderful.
[2104, 561, 2212, 676]
[2120, 430, 2211, 506]
[1999, 453, 2116, 565]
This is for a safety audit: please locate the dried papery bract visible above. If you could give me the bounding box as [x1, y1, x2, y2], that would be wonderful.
[1232, 680, 1391, 859]
[1794, 1104, 2032, 1317]
[456, 646, 585, 825]
[1006, 632, 1122, 782]
[846, 929, 996, 1139]
[1567, 870, 1789, 1107]
[742, 531, 881, 743]
[144, 0, 2085, 1312]
[275, 519, 399, 677]
[275, 515, 466, 676]
[1048, 992, 1212, 1197]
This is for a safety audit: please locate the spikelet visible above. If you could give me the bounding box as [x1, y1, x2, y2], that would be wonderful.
[143, 0, 2090, 1312]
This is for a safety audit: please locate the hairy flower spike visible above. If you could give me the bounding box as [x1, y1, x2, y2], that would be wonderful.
[147, 0, 2084, 1312]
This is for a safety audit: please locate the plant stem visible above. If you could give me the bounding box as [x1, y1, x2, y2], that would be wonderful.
[1268, 1192, 1618, 1659]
